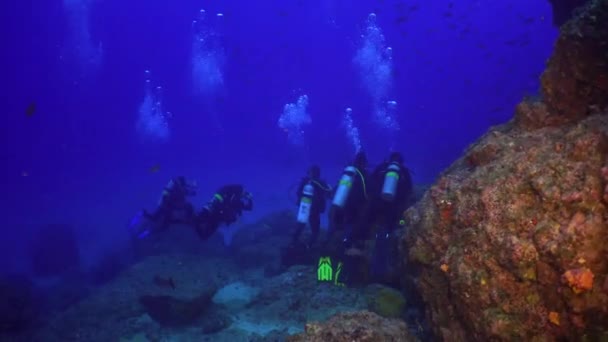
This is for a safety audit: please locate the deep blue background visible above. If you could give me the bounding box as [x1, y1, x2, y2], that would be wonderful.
[1, 0, 557, 272]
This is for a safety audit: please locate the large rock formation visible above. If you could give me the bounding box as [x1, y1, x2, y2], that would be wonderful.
[540, 0, 608, 123]
[401, 0, 608, 340]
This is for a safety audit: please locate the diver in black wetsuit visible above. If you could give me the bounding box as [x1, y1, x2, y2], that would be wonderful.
[361, 151, 413, 240]
[291, 165, 332, 248]
[194, 184, 253, 240]
[142, 176, 198, 233]
[325, 151, 370, 248]
[364, 151, 414, 283]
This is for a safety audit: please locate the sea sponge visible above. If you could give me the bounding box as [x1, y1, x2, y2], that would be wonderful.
[367, 285, 406, 318]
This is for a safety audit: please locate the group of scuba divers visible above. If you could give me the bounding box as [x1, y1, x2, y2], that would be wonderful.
[129, 150, 413, 285]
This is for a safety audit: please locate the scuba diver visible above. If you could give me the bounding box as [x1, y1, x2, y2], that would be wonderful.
[325, 151, 370, 248]
[365, 151, 414, 283]
[320, 151, 370, 286]
[291, 165, 332, 248]
[358, 151, 413, 240]
[129, 176, 199, 239]
[194, 184, 253, 240]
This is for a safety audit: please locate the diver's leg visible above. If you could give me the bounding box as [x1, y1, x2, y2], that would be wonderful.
[185, 203, 195, 222]
[323, 205, 341, 246]
[195, 220, 217, 240]
[308, 212, 321, 247]
[157, 212, 172, 232]
[194, 210, 219, 240]
[291, 222, 305, 245]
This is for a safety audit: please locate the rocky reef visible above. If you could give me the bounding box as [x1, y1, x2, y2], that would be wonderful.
[0, 275, 40, 334]
[9, 220, 404, 341]
[287, 311, 418, 342]
[401, 0, 608, 340]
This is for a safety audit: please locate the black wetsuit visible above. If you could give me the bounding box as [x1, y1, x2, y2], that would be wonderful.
[195, 184, 253, 240]
[144, 178, 196, 232]
[363, 161, 413, 283]
[364, 161, 413, 234]
[326, 165, 369, 246]
[292, 176, 332, 246]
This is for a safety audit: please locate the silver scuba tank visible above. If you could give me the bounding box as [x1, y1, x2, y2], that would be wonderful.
[297, 183, 315, 224]
[332, 166, 357, 208]
[381, 163, 400, 202]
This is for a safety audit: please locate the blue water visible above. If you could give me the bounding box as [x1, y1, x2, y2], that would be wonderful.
[3, 0, 556, 319]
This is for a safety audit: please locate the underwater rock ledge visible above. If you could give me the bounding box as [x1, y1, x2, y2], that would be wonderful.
[287, 311, 419, 342]
[401, 0, 608, 340]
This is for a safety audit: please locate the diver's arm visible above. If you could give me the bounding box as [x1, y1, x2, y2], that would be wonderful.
[295, 179, 306, 205]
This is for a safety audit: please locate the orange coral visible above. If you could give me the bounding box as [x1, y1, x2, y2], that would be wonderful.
[440, 264, 449, 273]
[548, 311, 560, 326]
[562, 267, 594, 294]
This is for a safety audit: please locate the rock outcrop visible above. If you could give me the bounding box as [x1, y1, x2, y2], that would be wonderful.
[287, 311, 418, 342]
[401, 0, 608, 340]
[0, 275, 39, 333]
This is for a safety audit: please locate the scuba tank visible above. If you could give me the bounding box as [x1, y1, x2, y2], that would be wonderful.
[297, 182, 315, 224]
[332, 166, 357, 208]
[381, 163, 400, 202]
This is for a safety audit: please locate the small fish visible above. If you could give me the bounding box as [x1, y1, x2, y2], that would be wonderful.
[25, 102, 36, 117]
[521, 16, 535, 25]
[395, 16, 408, 24]
[153, 275, 176, 289]
[149, 164, 160, 173]
[407, 4, 420, 12]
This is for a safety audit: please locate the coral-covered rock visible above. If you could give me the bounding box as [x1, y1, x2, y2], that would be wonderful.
[401, 3, 608, 340]
[230, 210, 294, 269]
[138, 286, 216, 327]
[403, 113, 608, 340]
[535, 0, 608, 126]
[287, 311, 418, 342]
[365, 285, 407, 319]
